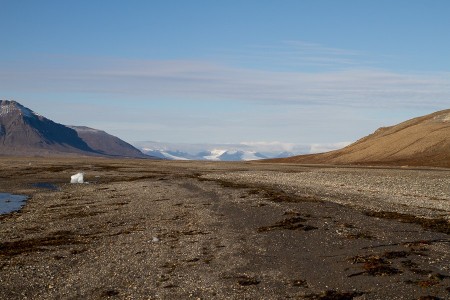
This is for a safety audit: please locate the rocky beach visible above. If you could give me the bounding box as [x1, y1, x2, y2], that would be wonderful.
[0, 157, 449, 299]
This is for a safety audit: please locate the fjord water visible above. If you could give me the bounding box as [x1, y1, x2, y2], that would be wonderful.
[0, 193, 27, 214]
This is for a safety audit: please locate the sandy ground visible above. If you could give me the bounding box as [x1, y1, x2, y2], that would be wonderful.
[0, 157, 449, 300]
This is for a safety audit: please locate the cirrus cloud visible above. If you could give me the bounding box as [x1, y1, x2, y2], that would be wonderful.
[1, 56, 449, 109]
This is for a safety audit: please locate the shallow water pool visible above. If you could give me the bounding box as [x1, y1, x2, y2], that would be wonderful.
[0, 193, 28, 215]
[33, 182, 59, 191]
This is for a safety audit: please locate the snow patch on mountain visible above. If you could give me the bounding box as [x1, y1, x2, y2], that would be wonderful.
[0, 100, 41, 118]
[204, 149, 227, 161]
[142, 149, 190, 160]
[134, 141, 349, 161]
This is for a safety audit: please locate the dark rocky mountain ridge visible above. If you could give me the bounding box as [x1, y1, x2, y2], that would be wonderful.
[0, 100, 149, 158]
[69, 126, 148, 158]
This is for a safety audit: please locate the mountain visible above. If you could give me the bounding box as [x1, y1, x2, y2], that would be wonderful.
[139, 149, 192, 160]
[0, 100, 150, 158]
[273, 151, 297, 159]
[135, 141, 312, 161]
[198, 149, 267, 161]
[141, 148, 268, 161]
[69, 126, 148, 158]
[267, 109, 450, 168]
[215, 150, 267, 161]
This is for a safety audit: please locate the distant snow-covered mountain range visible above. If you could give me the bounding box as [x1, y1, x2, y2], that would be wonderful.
[133, 141, 350, 161]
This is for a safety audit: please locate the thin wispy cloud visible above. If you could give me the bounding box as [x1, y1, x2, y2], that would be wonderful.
[214, 40, 370, 70]
[284, 41, 361, 56]
[2, 1, 449, 145]
[279, 40, 364, 66]
[1, 55, 449, 109]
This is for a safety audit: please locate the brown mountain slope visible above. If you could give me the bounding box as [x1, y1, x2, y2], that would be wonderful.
[267, 109, 450, 168]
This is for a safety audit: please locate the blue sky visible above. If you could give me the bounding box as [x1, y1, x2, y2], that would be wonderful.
[1, 0, 449, 146]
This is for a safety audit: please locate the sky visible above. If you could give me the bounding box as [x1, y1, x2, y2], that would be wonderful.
[1, 0, 449, 147]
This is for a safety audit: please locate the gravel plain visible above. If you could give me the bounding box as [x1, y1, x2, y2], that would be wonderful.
[0, 158, 449, 299]
[204, 166, 450, 220]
